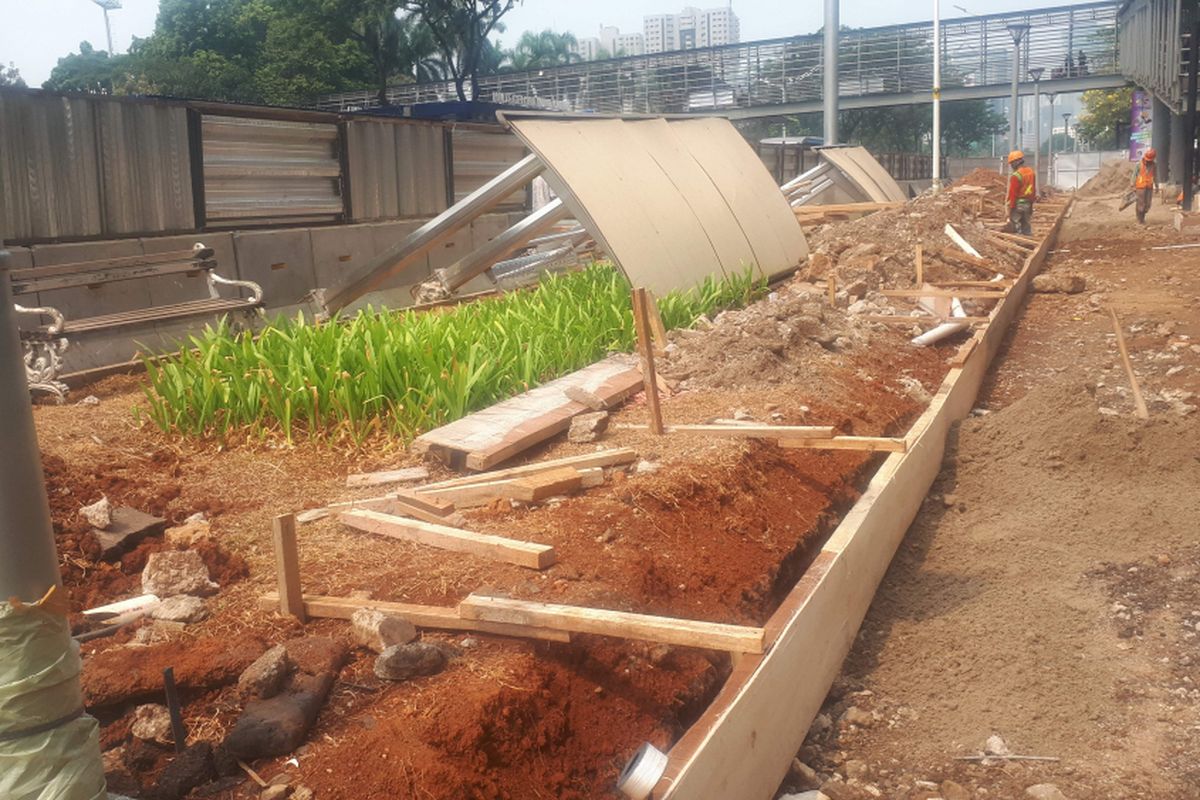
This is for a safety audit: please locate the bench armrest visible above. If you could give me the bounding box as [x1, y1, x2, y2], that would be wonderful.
[206, 272, 264, 305]
[13, 303, 66, 335]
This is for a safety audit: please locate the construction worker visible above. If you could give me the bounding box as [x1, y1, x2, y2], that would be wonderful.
[1007, 150, 1036, 236]
[1132, 148, 1158, 224]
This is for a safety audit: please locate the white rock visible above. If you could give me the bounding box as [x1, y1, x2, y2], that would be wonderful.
[1025, 784, 1068, 800]
[778, 792, 830, 800]
[350, 608, 418, 653]
[79, 395, 101, 406]
[130, 703, 172, 743]
[141, 550, 218, 597]
[840, 705, 875, 728]
[151, 595, 208, 624]
[985, 734, 1011, 756]
[635, 460, 661, 475]
[80, 496, 112, 529]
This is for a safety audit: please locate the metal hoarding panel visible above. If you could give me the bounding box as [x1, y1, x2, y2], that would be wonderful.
[96, 100, 194, 236]
[820, 146, 908, 203]
[346, 119, 446, 222]
[450, 129, 528, 211]
[201, 115, 343, 227]
[0, 90, 103, 241]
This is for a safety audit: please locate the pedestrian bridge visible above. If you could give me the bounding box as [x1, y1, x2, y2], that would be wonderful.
[317, 1, 1127, 118]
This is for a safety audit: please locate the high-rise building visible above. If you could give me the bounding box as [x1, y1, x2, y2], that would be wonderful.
[644, 6, 740, 54]
[573, 24, 646, 61]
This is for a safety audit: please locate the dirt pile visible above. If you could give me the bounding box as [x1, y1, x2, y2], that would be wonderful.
[1078, 159, 1134, 197]
[954, 167, 1007, 192]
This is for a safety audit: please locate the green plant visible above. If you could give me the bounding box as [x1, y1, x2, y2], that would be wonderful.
[141, 264, 765, 444]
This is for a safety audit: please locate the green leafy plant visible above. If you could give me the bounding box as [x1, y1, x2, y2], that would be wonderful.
[141, 264, 765, 444]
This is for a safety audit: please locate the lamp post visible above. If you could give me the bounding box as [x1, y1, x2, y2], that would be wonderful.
[1046, 92, 1057, 189]
[90, 0, 122, 53]
[932, 0, 942, 192]
[1006, 22, 1030, 153]
[1028, 67, 1044, 191]
[822, 0, 839, 144]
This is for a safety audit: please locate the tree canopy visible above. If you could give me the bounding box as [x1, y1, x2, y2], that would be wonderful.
[0, 62, 25, 88]
[506, 30, 579, 71]
[1077, 86, 1133, 150]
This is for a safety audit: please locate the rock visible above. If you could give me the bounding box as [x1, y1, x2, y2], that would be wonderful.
[226, 671, 335, 759]
[80, 496, 112, 529]
[635, 460, 660, 475]
[807, 251, 834, 279]
[840, 706, 875, 728]
[261, 786, 292, 800]
[79, 394, 101, 406]
[941, 780, 970, 800]
[791, 758, 821, 789]
[845, 279, 870, 299]
[568, 411, 610, 443]
[165, 520, 212, 547]
[155, 741, 215, 800]
[984, 733, 1011, 756]
[351, 608, 418, 653]
[142, 550, 218, 597]
[238, 645, 293, 700]
[779, 792, 831, 800]
[941, 493, 958, 508]
[152, 595, 208, 624]
[94, 507, 168, 560]
[564, 385, 609, 411]
[842, 759, 868, 780]
[130, 703, 173, 743]
[459, 636, 478, 649]
[1025, 784, 1068, 800]
[807, 712, 833, 738]
[292, 788, 314, 800]
[1032, 273, 1086, 294]
[374, 642, 446, 682]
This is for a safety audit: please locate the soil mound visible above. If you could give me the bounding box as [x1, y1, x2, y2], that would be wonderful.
[953, 167, 1006, 192]
[1078, 159, 1134, 197]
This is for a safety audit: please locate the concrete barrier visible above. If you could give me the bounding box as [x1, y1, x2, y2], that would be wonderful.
[232, 229, 318, 308]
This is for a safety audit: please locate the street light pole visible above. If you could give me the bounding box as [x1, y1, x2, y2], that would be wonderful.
[1006, 23, 1030, 154]
[1029, 67, 1044, 191]
[822, 0, 839, 145]
[932, 0, 942, 192]
[90, 0, 122, 53]
[1047, 92, 1057, 189]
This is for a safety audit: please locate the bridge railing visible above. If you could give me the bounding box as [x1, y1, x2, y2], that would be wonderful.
[317, 1, 1120, 115]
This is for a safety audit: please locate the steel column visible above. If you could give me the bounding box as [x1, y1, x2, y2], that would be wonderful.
[823, 0, 839, 144]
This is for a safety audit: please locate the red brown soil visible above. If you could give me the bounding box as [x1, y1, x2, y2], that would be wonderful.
[781, 197, 1200, 799]
[953, 166, 1007, 193]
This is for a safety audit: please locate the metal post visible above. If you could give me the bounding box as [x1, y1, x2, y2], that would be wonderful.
[932, 0, 942, 192]
[1047, 93, 1056, 189]
[1184, 20, 1199, 211]
[103, 8, 113, 52]
[1029, 68, 1044, 191]
[1007, 24, 1030, 152]
[823, 0, 839, 145]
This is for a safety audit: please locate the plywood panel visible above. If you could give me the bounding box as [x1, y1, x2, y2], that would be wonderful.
[820, 146, 908, 204]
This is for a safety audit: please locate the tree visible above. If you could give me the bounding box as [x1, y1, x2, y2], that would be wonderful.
[0, 62, 25, 87]
[506, 29, 579, 71]
[1077, 86, 1133, 150]
[400, 0, 519, 101]
[44, 42, 139, 94]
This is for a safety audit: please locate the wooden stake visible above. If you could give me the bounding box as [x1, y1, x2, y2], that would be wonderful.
[271, 514, 306, 622]
[340, 508, 557, 569]
[914, 243, 924, 286]
[643, 289, 669, 354]
[1108, 308, 1150, 420]
[827, 273, 837, 307]
[631, 287, 665, 435]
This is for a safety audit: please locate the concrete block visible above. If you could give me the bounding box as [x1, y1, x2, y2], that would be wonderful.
[368, 220, 430, 291]
[5, 247, 40, 333]
[31, 239, 149, 321]
[140, 233, 237, 307]
[2, 245, 33, 269]
[310, 224, 377, 289]
[427, 226, 471, 273]
[232, 229, 318, 308]
[59, 328, 151, 374]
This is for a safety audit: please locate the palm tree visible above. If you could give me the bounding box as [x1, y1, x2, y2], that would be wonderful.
[506, 30, 580, 71]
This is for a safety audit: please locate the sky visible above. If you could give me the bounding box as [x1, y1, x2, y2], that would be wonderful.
[2, 0, 1106, 85]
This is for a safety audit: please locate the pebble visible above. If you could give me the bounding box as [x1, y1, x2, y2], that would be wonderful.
[1025, 784, 1068, 800]
[141, 550, 218, 598]
[842, 759, 868, 780]
[840, 706, 875, 728]
[941, 779, 970, 800]
[79, 496, 112, 529]
[261, 786, 292, 800]
[778, 792, 830, 800]
[791, 758, 821, 789]
[374, 642, 446, 682]
[635, 460, 661, 475]
[984, 734, 1011, 756]
[151, 595, 208, 624]
[130, 703, 173, 743]
[350, 608, 418, 653]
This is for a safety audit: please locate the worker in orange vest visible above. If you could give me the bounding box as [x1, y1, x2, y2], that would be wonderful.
[1132, 148, 1158, 224]
[1006, 150, 1036, 235]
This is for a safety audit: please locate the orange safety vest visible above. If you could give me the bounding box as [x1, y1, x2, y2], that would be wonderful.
[1135, 160, 1156, 190]
[1008, 165, 1036, 207]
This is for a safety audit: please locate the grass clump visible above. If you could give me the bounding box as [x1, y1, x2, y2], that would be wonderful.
[142, 264, 765, 444]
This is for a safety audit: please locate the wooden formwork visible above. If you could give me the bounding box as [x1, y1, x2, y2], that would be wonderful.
[651, 200, 1072, 800]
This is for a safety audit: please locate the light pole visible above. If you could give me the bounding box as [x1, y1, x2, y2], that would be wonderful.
[822, 0, 839, 145]
[91, 0, 122, 53]
[1028, 67, 1044, 191]
[1006, 23, 1030, 153]
[932, 0, 942, 192]
[1047, 92, 1057, 188]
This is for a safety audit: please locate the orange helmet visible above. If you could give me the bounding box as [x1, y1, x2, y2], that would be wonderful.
[1008, 150, 1025, 164]
[1144, 148, 1157, 161]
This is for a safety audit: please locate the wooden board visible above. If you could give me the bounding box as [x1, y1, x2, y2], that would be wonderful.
[345, 466, 430, 489]
[621, 423, 836, 439]
[417, 448, 637, 491]
[258, 593, 571, 643]
[340, 508, 557, 569]
[653, 200, 1072, 800]
[460, 594, 766, 654]
[272, 515, 305, 622]
[510, 466, 583, 502]
[777, 436, 908, 453]
[412, 355, 643, 471]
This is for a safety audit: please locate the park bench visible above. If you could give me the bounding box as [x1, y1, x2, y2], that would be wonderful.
[10, 243, 263, 400]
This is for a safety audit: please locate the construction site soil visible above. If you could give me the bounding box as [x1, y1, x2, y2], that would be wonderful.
[35, 171, 1081, 799]
[780, 195, 1200, 800]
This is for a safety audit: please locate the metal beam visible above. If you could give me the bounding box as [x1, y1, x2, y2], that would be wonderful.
[438, 198, 570, 292]
[320, 154, 545, 316]
[722, 74, 1128, 119]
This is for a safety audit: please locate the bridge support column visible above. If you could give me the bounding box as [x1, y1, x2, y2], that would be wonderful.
[1170, 109, 1186, 187]
[1151, 95, 1172, 182]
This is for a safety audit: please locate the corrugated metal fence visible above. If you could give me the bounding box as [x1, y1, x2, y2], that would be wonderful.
[0, 88, 529, 246]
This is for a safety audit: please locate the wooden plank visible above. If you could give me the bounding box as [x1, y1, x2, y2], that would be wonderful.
[644, 289, 669, 353]
[992, 230, 1040, 247]
[340, 509, 556, 569]
[793, 201, 903, 215]
[391, 491, 465, 527]
[417, 448, 637, 491]
[271, 514, 305, 622]
[632, 287, 666, 435]
[295, 494, 398, 525]
[459, 594, 765, 654]
[932, 247, 1014, 279]
[860, 315, 990, 325]
[914, 243, 924, 286]
[986, 232, 1036, 253]
[619, 423, 836, 439]
[881, 289, 1007, 300]
[414, 467, 603, 508]
[827, 274, 837, 307]
[654, 198, 1072, 800]
[510, 466, 583, 502]
[944, 224, 983, 259]
[345, 466, 430, 489]
[777, 436, 908, 453]
[258, 593, 571, 643]
[930, 279, 1016, 288]
[1108, 307, 1150, 420]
